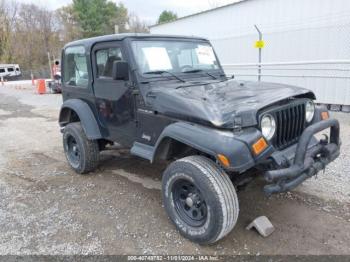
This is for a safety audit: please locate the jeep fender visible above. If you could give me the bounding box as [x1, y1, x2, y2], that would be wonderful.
[59, 99, 102, 140]
[152, 122, 271, 173]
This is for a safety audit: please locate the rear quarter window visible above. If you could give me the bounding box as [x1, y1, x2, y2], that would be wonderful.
[63, 46, 89, 88]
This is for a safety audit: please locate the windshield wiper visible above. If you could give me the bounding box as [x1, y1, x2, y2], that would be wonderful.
[182, 69, 218, 80]
[144, 70, 186, 83]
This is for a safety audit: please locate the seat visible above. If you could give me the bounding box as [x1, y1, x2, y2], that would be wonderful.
[103, 56, 121, 77]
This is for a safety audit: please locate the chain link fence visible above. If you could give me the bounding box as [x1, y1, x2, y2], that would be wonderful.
[20, 68, 51, 80]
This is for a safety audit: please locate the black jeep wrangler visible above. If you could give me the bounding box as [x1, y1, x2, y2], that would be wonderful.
[59, 34, 340, 244]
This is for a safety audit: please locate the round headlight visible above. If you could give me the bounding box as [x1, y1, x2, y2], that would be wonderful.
[261, 114, 276, 140]
[305, 100, 315, 122]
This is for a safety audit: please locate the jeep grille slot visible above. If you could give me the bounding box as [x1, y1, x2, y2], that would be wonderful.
[274, 103, 306, 150]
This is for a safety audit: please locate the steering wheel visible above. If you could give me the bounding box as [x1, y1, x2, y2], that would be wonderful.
[180, 65, 194, 72]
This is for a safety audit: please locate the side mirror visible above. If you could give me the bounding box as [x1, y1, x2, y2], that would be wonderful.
[112, 61, 129, 81]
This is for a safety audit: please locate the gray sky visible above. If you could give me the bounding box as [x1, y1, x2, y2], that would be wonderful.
[16, 0, 237, 24]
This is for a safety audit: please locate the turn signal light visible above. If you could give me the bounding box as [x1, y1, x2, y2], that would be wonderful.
[321, 111, 329, 120]
[252, 137, 268, 156]
[217, 154, 230, 168]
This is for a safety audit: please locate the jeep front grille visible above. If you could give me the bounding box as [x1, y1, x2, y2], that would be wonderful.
[268, 102, 306, 150]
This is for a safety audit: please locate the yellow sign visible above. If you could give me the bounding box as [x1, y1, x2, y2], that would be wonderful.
[254, 40, 265, 48]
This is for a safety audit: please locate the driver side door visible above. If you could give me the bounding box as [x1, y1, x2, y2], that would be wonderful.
[92, 41, 136, 146]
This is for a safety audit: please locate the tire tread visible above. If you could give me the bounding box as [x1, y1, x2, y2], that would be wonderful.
[174, 155, 239, 244]
[63, 122, 99, 174]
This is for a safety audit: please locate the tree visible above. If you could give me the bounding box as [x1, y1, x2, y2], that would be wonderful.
[72, 0, 128, 37]
[0, 0, 146, 75]
[157, 10, 177, 24]
[0, 0, 62, 76]
[110, 2, 128, 33]
[13, 4, 60, 71]
[0, 0, 18, 62]
[128, 12, 149, 33]
[56, 5, 82, 43]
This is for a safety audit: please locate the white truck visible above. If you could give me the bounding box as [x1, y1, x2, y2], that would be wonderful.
[0, 64, 22, 80]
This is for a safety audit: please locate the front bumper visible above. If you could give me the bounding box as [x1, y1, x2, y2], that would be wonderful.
[263, 118, 340, 195]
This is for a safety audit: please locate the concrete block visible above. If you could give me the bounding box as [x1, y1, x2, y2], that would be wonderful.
[246, 216, 275, 237]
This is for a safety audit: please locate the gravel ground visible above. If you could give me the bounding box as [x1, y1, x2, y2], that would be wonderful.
[297, 112, 350, 202]
[0, 82, 349, 255]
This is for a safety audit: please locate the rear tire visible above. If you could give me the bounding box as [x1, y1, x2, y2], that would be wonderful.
[162, 155, 239, 244]
[63, 122, 99, 174]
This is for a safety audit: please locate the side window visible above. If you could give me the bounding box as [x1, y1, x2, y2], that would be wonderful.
[0, 69, 5, 73]
[95, 47, 123, 78]
[63, 46, 88, 88]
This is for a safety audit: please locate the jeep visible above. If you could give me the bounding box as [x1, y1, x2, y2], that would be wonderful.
[59, 34, 340, 244]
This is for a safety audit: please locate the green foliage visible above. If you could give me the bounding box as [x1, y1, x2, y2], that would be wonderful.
[0, 0, 149, 73]
[56, 5, 82, 42]
[157, 10, 177, 24]
[72, 0, 128, 37]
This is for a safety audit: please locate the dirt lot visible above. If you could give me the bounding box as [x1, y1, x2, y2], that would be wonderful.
[0, 82, 349, 255]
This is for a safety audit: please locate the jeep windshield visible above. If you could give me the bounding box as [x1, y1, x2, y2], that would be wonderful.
[131, 40, 220, 77]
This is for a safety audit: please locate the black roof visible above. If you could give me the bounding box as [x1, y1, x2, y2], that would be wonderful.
[64, 33, 209, 49]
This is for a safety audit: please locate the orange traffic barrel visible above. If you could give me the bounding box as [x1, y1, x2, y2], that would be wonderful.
[37, 79, 46, 94]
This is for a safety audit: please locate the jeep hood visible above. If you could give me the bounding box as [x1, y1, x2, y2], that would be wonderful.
[146, 80, 315, 128]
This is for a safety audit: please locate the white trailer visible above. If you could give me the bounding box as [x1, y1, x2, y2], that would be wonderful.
[150, 0, 350, 107]
[0, 64, 22, 80]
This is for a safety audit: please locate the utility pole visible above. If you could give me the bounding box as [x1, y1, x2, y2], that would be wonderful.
[47, 52, 53, 79]
[254, 25, 263, 82]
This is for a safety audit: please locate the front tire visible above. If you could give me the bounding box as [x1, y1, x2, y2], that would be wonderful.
[162, 155, 239, 244]
[63, 122, 100, 174]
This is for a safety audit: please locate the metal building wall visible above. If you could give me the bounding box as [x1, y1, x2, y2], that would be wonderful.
[150, 0, 350, 106]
